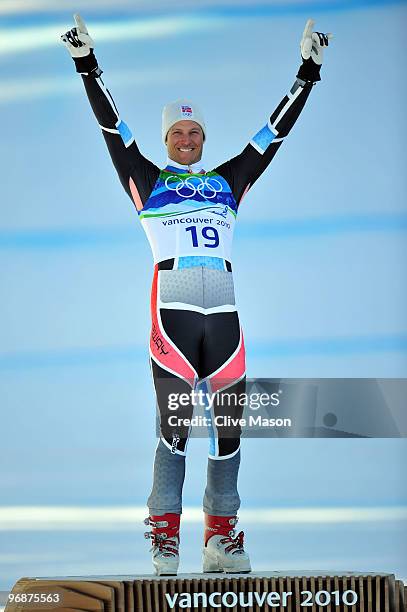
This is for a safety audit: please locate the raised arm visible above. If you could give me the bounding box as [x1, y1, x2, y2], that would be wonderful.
[61, 15, 160, 211]
[215, 19, 332, 207]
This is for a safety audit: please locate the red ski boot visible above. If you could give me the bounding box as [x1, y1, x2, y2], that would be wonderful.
[203, 514, 251, 573]
[144, 513, 180, 575]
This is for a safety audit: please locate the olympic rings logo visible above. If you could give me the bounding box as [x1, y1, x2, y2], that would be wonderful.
[165, 175, 223, 199]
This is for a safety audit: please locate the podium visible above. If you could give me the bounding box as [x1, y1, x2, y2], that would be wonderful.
[5, 572, 407, 611]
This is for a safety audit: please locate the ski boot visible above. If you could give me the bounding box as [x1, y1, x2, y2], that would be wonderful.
[144, 513, 180, 575]
[202, 513, 251, 573]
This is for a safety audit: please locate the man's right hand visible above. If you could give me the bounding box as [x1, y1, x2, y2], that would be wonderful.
[61, 14, 94, 59]
[61, 14, 100, 75]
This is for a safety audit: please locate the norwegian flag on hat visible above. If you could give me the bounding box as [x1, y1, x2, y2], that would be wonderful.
[181, 105, 193, 116]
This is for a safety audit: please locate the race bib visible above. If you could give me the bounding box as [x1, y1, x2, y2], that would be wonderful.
[139, 171, 238, 263]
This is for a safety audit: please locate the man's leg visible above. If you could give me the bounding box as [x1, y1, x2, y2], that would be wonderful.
[146, 302, 202, 575]
[202, 371, 245, 516]
[201, 312, 251, 572]
[147, 359, 194, 515]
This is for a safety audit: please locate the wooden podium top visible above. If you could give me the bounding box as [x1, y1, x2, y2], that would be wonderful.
[26, 569, 397, 580]
[5, 571, 406, 612]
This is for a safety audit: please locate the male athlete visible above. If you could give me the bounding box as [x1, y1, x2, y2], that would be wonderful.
[61, 15, 331, 575]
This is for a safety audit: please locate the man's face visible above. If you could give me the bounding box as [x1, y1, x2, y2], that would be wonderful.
[166, 120, 204, 166]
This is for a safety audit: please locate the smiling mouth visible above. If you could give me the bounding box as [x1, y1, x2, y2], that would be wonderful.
[178, 148, 194, 152]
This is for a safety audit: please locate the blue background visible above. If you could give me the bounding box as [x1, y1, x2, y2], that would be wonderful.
[0, 0, 406, 592]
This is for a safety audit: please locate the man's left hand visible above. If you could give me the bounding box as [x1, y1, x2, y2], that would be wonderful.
[297, 18, 333, 83]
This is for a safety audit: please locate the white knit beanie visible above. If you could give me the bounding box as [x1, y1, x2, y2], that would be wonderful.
[162, 99, 206, 144]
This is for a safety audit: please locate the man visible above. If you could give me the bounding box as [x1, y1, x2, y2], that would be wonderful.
[61, 15, 331, 575]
